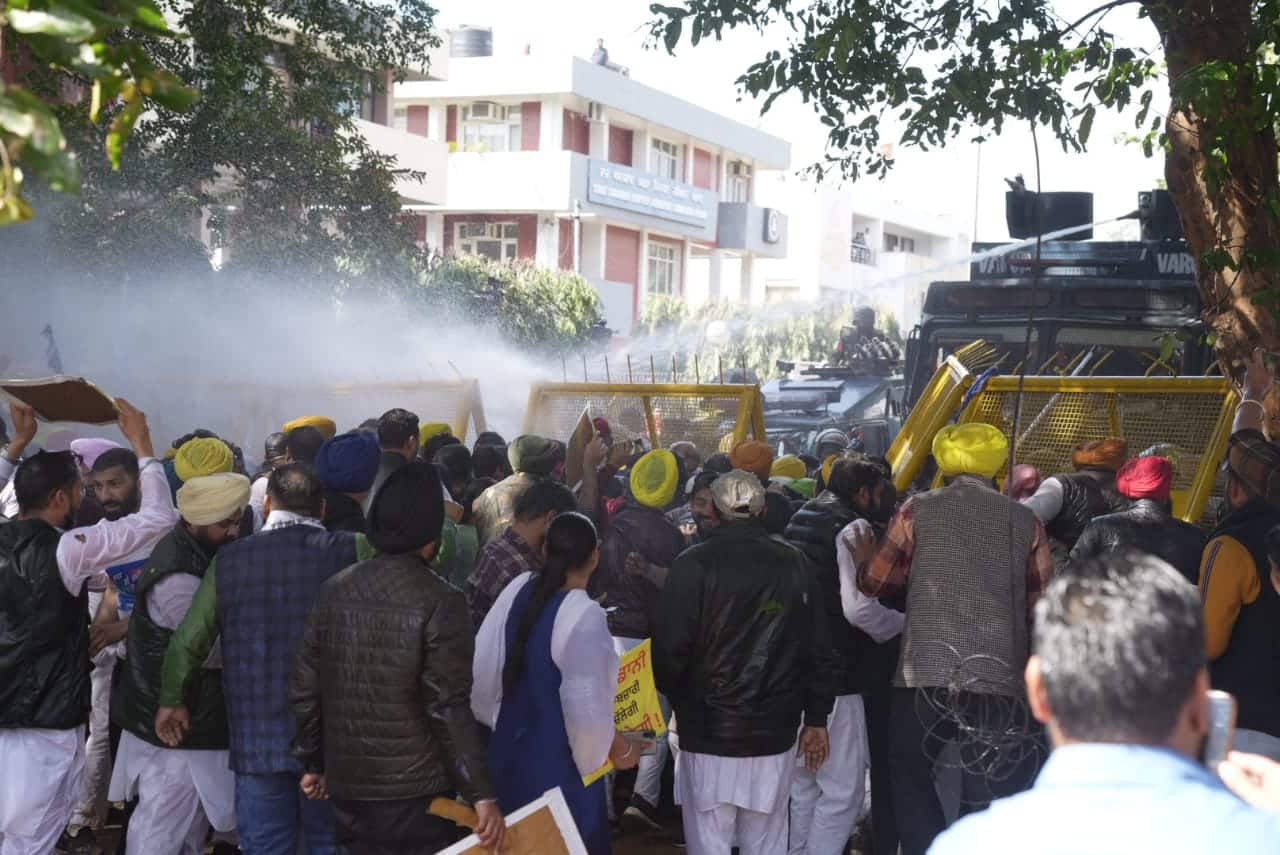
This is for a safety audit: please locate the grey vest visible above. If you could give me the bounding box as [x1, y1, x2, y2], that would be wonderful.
[897, 477, 1037, 696]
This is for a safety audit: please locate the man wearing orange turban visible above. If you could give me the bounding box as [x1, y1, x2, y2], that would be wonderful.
[1023, 436, 1129, 551]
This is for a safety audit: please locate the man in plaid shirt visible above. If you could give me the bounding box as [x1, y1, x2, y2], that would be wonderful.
[465, 479, 576, 629]
[849, 423, 1053, 855]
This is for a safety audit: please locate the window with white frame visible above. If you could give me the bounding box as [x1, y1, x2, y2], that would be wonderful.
[456, 222, 519, 261]
[392, 107, 409, 132]
[460, 104, 522, 152]
[650, 138, 680, 180]
[647, 241, 679, 295]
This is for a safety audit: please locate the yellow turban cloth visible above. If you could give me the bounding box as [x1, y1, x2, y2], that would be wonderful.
[283, 416, 337, 440]
[419, 422, 452, 446]
[176, 473, 251, 526]
[821, 454, 840, 485]
[174, 437, 233, 483]
[630, 449, 680, 509]
[933, 423, 1009, 479]
[771, 455, 807, 481]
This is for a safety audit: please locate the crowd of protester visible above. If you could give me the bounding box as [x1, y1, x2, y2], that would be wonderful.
[4, 351, 1280, 854]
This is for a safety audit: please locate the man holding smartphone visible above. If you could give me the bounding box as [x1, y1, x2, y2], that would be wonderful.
[930, 553, 1280, 854]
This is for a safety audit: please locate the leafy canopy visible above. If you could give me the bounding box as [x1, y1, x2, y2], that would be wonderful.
[648, 1, 1186, 182]
[0, 0, 197, 224]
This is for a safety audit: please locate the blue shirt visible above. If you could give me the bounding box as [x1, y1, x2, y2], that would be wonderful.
[930, 744, 1280, 855]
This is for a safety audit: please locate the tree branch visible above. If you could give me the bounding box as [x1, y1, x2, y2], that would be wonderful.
[1059, 0, 1140, 36]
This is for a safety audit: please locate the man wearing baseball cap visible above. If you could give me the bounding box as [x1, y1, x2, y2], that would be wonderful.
[653, 469, 834, 854]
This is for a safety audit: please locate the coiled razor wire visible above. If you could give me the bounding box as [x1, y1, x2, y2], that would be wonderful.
[912, 643, 1048, 797]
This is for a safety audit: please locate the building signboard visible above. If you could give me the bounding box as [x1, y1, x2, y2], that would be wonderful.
[587, 158, 715, 227]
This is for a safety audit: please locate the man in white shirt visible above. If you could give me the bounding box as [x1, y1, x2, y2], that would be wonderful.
[61, 413, 179, 852]
[0, 399, 176, 855]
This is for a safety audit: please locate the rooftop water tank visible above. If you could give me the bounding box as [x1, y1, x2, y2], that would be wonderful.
[449, 26, 493, 58]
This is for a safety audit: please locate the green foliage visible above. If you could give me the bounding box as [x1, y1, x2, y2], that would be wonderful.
[648, 0, 1162, 183]
[14, 0, 440, 292]
[0, 0, 196, 224]
[410, 256, 604, 355]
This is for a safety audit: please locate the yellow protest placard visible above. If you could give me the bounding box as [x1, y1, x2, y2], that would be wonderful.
[582, 639, 666, 786]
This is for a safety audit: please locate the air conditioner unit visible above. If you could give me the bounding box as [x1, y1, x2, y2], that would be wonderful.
[468, 100, 504, 121]
[729, 161, 753, 178]
[587, 101, 605, 122]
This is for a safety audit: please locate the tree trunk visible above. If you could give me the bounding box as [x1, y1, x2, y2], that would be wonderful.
[1150, 0, 1280, 370]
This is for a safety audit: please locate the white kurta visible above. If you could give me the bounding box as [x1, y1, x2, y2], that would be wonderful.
[472, 572, 618, 777]
[676, 747, 795, 855]
[0, 726, 85, 855]
[109, 731, 236, 837]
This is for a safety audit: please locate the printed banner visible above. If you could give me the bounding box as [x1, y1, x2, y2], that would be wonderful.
[583, 639, 667, 786]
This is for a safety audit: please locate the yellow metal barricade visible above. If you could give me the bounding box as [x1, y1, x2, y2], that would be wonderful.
[888, 355, 976, 492]
[523, 383, 766, 459]
[951, 376, 1236, 523]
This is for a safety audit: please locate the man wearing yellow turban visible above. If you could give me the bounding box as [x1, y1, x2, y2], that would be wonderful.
[110, 471, 251, 853]
[418, 422, 452, 447]
[282, 416, 337, 440]
[932, 423, 1009, 480]
[1023, 435, 1129, 551]
[853, 421, 1053, 851]
[771, 455, 808, 482]
[173, 437, 234, 483]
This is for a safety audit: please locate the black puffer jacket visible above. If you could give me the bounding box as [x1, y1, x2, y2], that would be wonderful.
[1046, 468, 1125, 548]
[0, 519, 90, 730]
[786, 491, 878, 697]
[1070, 499, 1207, 584]
[289, 552, 494, 803]
[653, 521, 834, 757]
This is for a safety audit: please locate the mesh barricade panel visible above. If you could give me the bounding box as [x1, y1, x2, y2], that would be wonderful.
[955, 378, 1236, 523]
[524, 384, 764, 459]
[889, 356, 975, 492]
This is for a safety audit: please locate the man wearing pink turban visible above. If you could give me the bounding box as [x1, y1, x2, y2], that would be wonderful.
[1069, 457, 1206, 584]
[70, 438, 122, 473]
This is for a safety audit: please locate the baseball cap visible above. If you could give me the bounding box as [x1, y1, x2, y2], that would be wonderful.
[711, 469, 766, 520]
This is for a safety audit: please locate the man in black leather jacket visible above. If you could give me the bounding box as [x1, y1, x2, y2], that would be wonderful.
[289, 463, 504, 853]
[653, 469, 834, 853]
[1070, 456, 1205, 584]
[785, 453, 901, 855]
[1023, 438, 1128, 554]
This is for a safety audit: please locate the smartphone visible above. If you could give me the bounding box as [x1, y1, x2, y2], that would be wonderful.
[623, 730, 658, 757]
[1203, 689, 1237, 769]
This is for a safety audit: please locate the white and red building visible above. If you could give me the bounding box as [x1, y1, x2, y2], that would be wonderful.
[394, 49, 791, 332]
